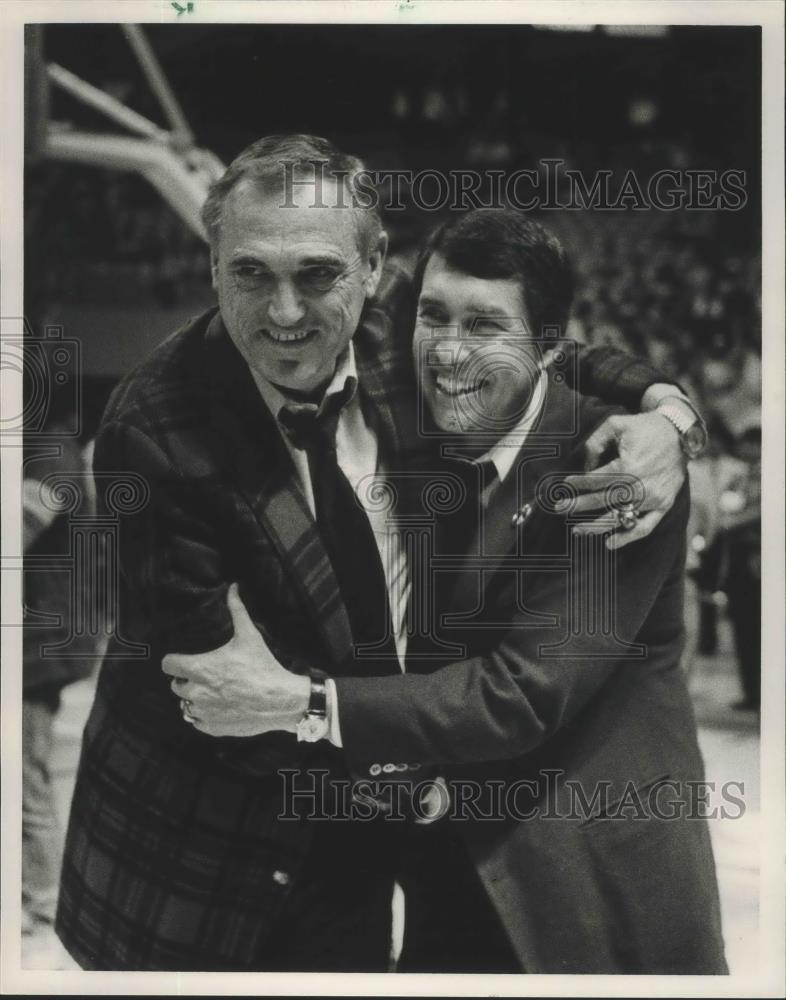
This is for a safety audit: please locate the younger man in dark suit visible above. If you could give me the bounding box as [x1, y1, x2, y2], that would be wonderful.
[343, 210, 727, 973]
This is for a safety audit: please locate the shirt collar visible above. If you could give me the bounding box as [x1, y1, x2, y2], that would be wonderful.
[475, 370, 548, 485]
[250, 342, 359, 423]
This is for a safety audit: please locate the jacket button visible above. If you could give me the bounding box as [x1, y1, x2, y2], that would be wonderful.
[272, 870, 290, 886]
[369, 763, 382, 776]
[382, 763, 396, 773]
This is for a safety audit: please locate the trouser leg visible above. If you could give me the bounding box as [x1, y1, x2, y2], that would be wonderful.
[728, 584, 761, 707]
[259, 816, 403, 971]
[397, 823, 521, 973]
[22, 696, 62, 925]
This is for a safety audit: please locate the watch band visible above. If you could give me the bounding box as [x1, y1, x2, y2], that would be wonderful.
[296, 669, 329, 743]
[662, 393, 704, 429]
[656, 395, 708, 459]
[306, 669, 327, 716]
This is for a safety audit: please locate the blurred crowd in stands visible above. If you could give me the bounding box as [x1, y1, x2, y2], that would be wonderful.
[553, 202, 761, 711]
[25, 166, 211, 310]
[556, 206, 762, 710]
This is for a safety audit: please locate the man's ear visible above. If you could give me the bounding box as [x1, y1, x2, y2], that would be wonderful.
[210, 249, 219, 291]
[364, 230, 388, 298]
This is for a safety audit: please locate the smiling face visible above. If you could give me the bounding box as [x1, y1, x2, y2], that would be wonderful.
[212, 177, 386, 395]
[413, 253, 547, 436]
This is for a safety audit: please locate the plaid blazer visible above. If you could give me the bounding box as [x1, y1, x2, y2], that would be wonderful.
[56, 259, 671, 970]
[56, 264, 422, 971]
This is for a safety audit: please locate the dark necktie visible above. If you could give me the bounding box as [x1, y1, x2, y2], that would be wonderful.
[443, 456, 498, 556]
[279, 391, 399, 676]
[405, 456, 497, 672]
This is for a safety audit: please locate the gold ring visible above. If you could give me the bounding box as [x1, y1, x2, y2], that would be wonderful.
[616, 504, 639, 531]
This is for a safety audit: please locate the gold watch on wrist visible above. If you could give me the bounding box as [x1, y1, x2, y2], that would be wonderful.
[656, 396, 708, 460]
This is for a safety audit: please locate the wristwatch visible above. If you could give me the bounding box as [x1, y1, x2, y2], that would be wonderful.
[295, 669, 329, 743]
[656, 396, 708, 460]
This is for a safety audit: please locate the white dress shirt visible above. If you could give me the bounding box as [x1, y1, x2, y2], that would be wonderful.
[474, 370, 548, 503]
[250, 346, 410, 679]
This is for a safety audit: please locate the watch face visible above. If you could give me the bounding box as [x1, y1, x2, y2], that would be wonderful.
[684, 423, 707, 458]
[297, 714, 328, 743]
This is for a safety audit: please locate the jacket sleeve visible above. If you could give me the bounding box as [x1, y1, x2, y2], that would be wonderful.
[334, 484, 689, 773]
[94, 419, 236, 656]
[569, 343, 680, 413]
[95, 418, 322, 777]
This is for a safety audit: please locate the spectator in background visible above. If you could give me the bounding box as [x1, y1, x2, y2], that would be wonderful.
[720, 425, 762, 711]
[684, 419, 743, 669]
[22, 407, 102, 950]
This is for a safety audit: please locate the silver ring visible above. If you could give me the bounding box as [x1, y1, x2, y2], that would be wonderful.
[615, 503, 639, 531]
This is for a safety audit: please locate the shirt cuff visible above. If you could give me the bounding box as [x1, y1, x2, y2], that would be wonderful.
[325, 678, 343, 748]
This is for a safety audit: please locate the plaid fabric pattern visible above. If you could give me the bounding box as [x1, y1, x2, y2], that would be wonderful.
[571, 343, 671, 412]
[56, 267, 419, 970]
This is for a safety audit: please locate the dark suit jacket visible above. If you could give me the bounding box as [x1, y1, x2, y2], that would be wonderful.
[55, 263, 679, 970]
[336, 376, 727, 974]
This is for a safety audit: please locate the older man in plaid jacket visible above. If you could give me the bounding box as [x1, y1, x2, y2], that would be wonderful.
[56, 135, 695, 971]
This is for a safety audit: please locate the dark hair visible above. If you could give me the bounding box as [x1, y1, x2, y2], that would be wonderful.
[201, 133, 382, 253]
[413, 210, 575, 336]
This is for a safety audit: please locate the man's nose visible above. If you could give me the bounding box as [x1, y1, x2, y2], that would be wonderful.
[432, 340, 475, 371]
[424, 330, 465, 366]
[428, 344, 456, 367]
[267, 280, 306, 328]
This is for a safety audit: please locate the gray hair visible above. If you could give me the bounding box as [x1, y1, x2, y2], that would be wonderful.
[201, 133, 382, 255]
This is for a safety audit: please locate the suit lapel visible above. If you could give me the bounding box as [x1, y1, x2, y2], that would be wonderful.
[448, 373, 583, 614]
[203, 313, 354, 670]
